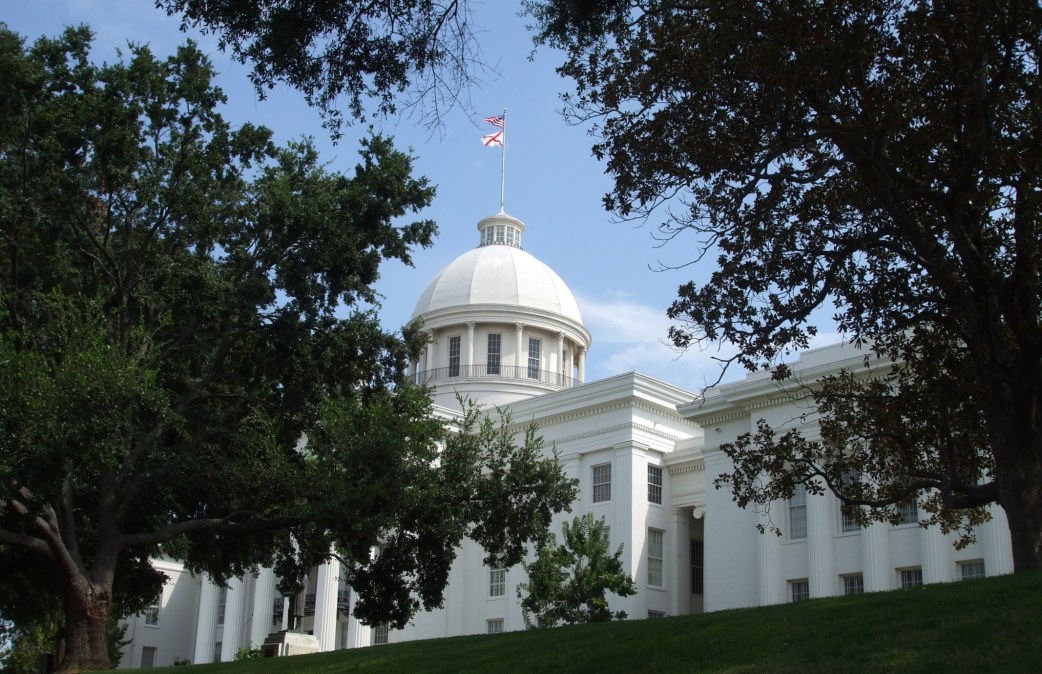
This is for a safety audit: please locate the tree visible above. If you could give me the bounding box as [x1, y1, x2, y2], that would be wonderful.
[157, 0, 491, 135]
[0, 27, 576, 672]
[516, 513, 635, 628]
[528, 0, 1042, 570]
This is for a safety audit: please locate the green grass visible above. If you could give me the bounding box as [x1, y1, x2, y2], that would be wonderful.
[147, 572, 1042, 673]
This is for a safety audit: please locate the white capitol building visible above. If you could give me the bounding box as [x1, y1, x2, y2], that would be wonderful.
[120, 211, 1014, 668]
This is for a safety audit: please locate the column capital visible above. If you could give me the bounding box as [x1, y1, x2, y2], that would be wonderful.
[466, 321, 476, 329]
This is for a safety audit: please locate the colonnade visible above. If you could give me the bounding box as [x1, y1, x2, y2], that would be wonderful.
[756, 487, 1007, 603]
[191, 559, 371, 664]
[410, 322, 586, 385]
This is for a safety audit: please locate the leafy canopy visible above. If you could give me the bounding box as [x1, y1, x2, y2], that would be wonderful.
[517, 512, 635, 628]
[158, 0, 493, 135]
[0, 25, 575, 671]
[528, 0, 1042, 568]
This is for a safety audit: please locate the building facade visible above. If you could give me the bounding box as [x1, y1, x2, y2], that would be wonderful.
[118, 212, 1013, 667]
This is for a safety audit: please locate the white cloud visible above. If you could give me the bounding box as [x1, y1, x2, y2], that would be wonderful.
[575, 290, 852, 394]
[575, 290, 742, 392]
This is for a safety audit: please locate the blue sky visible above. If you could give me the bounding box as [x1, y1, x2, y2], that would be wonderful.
[3, 1, 840, 390]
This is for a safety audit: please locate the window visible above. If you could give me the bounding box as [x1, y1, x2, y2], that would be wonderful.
[486, 618, 504, 634]
[690, 540, 704, 595]
[899, 567, 923, 588]
[647, 465, 663, 505]
[647, 528, 664, 587]
[837, 469, 862, 533]
[960, 560, 986, 580]
[647, 611, 665, 619]
[592, 463, 611, 503]
[840, 504, 862, 533]
[487, 333, 501, 375]
[272, 597, 284, 626]
[213, 642, 222, 663]
[448, 335, 461, 377]
[788, 483, 807, 540]
[372, 624, 389, 645]
[489, 565, 506, 598]
[895, 499, 919, 526]
[216, 587, 227, 626]
[842, 573, 864, 595]
[141, 646, 157, 668]
[144, 600, 160, 626]
[790, 579, 810, 602]
[527, 337, 541, 379]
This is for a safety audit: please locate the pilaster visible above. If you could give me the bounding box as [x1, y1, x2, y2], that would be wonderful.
[193, 575, 219, 664]
[862, 521, 891, 592]
[983, 503, 1014, 575]
[921, 521, 952, 584]
[249, 567, 276, 648]
[807, 485, 835, 598]
[219, 576, 245, 662]
[313, 559, 340, 651]
[757, 504, 784, 605]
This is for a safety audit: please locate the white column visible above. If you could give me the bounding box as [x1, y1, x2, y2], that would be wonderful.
[921, 520, 952, 584]
[465, 321, 475, 370]
[577, 346, 586, 384]
[514, 322, 524, 371]
[349, 588, 372, 649]
[280, 590, 290, 630]
[807, 486, 835, 598]
[219, 577, 246, 662]
[670, 507, 689, 615]
[250, 568, 276, 647]
[758, 504, 784, 605]
[193, 575, 220, 664]
[614, 441, 646, 617]
[862, 521, 891, 592]
[312, 559, 339, 651]
[983, 503, 1014, 576]
[556, 332, 566, 384]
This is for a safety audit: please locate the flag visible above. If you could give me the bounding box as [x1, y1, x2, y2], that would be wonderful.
[481, 131, 504, 147]
[484, 115, 505, 128]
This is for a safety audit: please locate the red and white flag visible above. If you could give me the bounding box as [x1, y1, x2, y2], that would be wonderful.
[484, 115, 505, 128]
[481, 130, 504, 147]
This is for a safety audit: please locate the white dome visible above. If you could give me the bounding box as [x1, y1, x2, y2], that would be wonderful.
[412, 244, 584, 324]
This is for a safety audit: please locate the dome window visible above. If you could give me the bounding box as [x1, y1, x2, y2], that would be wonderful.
[479, 220, 522, 248]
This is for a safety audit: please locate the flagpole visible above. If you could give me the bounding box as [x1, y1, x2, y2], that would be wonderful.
[499, 108, 507, 213]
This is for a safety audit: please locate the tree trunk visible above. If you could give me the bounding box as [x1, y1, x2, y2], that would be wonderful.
[997, 451, 1042, 571]
[58, 576, 113, 673]
[986, 354, 1042, 572]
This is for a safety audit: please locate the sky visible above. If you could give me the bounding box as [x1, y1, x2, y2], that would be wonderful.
[2, 1, 841, 391]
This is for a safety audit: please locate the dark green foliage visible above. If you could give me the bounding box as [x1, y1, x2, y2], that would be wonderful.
[517, 513, 635, 628]
[0, 26, 574, 671]
[158, 0, 490, 135]
[528, 0, 1042, 570]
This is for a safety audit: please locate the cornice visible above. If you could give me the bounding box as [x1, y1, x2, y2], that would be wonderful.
[551, 421, 683, 446]
[667, 459, 705, 475]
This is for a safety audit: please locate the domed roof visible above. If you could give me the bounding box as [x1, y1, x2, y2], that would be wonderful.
[412, 213, 584, 324]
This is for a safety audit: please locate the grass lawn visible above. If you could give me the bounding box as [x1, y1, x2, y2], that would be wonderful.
[136, 571, 1042, 673]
